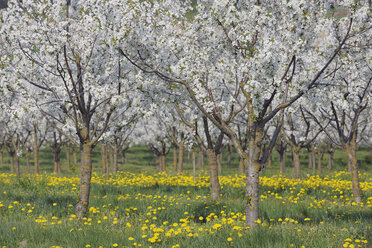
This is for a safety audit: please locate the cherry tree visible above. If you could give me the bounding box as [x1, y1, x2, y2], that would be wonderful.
[116, 0, 369, 226]
[0, 0, 142, 217]
[282, 107, 326, 179]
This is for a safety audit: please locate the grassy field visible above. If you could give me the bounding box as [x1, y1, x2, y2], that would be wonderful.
[0, 146, 371, 248]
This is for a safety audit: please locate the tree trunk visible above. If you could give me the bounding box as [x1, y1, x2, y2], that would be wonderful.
[244, 157, 260, 227]
[121, 149, 126, 166]
[108, 145, 114, 174]
[327, 150, 334, 170]
[66, 144, 71, 172]
[113, 144, 118, 173]
[15, 155, 20, 178]
[53, 148, 61, 174]
[239, 158, 245, 174]
[160, 154, 166, 172]
[0, 149, 3, 167]
[267, 151, 272, 168]
[308, 147, 313, 169]
[279, 149, 286, 174]
[177, 142, 184, 174]
[101, 144, 107, 174]
[293, 148, 301, 179]
[217, 152, 222, 175]
[311, 149, 316, 174]
[26, 150, 30, 173]
[9, 151, 15, 174]
[33, 124, 39, 175]
[198, 150, 204, 170]
[192, 151, 196, 181]
[156, 156, 161, 170]
[206, 149, 221, 201]
[227, 144, 231, 167]
[345, 143, 362, 203]
[76, 143, 93, 218]
[173, 146, 177, 172]
[73, 149, 78, 167]
[317, 148, 323, 174]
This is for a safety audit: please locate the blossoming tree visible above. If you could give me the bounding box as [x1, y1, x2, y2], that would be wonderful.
[117, 0, 369, 226]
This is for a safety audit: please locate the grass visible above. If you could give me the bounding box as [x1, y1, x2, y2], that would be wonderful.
[0, 145, 371, 248]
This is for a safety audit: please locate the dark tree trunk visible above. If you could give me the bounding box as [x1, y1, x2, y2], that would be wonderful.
[9, 150, 15, 174]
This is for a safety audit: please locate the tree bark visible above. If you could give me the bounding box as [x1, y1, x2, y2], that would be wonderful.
[0, 149, 3, 167]
[239, 158, 245, 174]
[279, 149, 286, 174]
[327, 150, 334, 170]
[160, 154, 166, 172]
[73, 149, 78, 167]
[317, 148, 323, 174]
[293, 148, 301, 179]
[33, 124, 39, 175]
[227, 144, 231, 167]
[206, 149, 221, 201]
[177, 142, 184, 174]
[112, 144, 118, 173]
[307, 147, 313, 169]
[267, 151, 272, 168]
[26, 150, 31, 173]
[173, 146, 177, 172]
[76, 143, 93, 218]
[101, 144, 107, 174]
[198, 150, 204, 170]
[15, 155, 20, 178]
[345, 143, 362, 203]
[9, 151, 15, 174]
[311, 149, 316, 174]
[53, 148, 61, 174]
[66, 144, 71, 172]
[245, 157, 259, 227]
[217, 152, 222, 175]
[121, 149, 126, 166]
[192, 151, 196, 181]
[108, 145, 114, 174]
